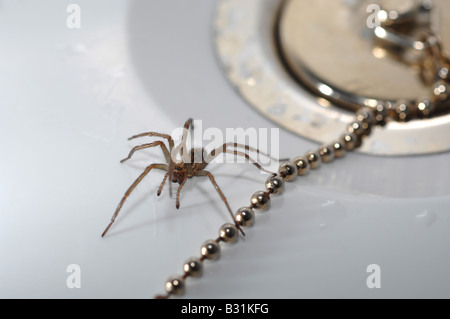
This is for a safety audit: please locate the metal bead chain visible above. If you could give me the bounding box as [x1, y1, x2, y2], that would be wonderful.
[154, 101, 439, 299]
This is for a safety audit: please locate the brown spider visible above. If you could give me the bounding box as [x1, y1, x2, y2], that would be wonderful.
[101, 118, 279, 237]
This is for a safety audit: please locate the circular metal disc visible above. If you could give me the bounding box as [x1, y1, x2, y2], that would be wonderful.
[213, 0, 450, 156]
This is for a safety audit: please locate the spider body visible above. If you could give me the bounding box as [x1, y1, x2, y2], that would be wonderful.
[170, 149, 206, 182]
[101, 119, 278, 237]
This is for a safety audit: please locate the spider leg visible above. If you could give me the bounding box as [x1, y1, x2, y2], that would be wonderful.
[195, 170, 245, 236]
[169, 118, 194, 196]
[102, 163, 169, 237]
[127, 132, 174, 151]
[225, 143, 290, 164]
[204, 145, 277, 175]
[168, 160, 175, 198]
[172, 118, 193, 162]
[175, 178, 187, 209]
[224, 149, 276, 175]
[120, 141, 171, 164]
[157, 172, 169, 196]
[221, 142, 285, 162]
[181, 118, 194, 150]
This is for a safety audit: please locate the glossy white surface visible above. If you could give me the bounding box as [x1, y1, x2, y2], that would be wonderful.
[1, 0, 449, 298]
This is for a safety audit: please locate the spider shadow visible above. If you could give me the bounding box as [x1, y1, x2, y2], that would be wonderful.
[103, 165, 271, 237]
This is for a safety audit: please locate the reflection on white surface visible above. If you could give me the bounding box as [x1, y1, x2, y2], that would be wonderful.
[0, 0, 449, 298]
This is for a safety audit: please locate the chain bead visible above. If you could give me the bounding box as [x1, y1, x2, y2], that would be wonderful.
[331, 141, 346, 158]
[165, 276, 185, 295]
[219, 223, 239, 243]
[438, 66, 449, 81]
[341, 133, 358, 151]
[433, 80, 449, 102]
[278, 162, 297, 181]
[305, 150, 321, 169]
[265, 175, 284, 195]
[292, 156, 310, 175]
[235, 207, 255, 227]
[374, 103, 388, 126]
[183, 257, 203, 278]
[356, 107, 375, 126]
[250, 191, 271, 210]
[347, 121, 365, 137]
[200, 240, 220, 260]
[318, 145, 335, 163]
[348, 120, 372, 137]
[394, 99, 414, 122]
[417, 97, 435, 118]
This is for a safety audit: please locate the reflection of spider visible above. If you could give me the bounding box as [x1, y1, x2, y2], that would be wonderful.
[101, 118, 279, 237]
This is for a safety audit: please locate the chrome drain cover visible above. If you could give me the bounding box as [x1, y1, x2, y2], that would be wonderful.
[213, 0, 450, 155]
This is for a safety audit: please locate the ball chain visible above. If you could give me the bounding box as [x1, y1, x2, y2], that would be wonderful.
[155, 99, 443, 299]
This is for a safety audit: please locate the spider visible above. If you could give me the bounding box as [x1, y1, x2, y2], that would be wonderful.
[101, 118, 279, 237]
